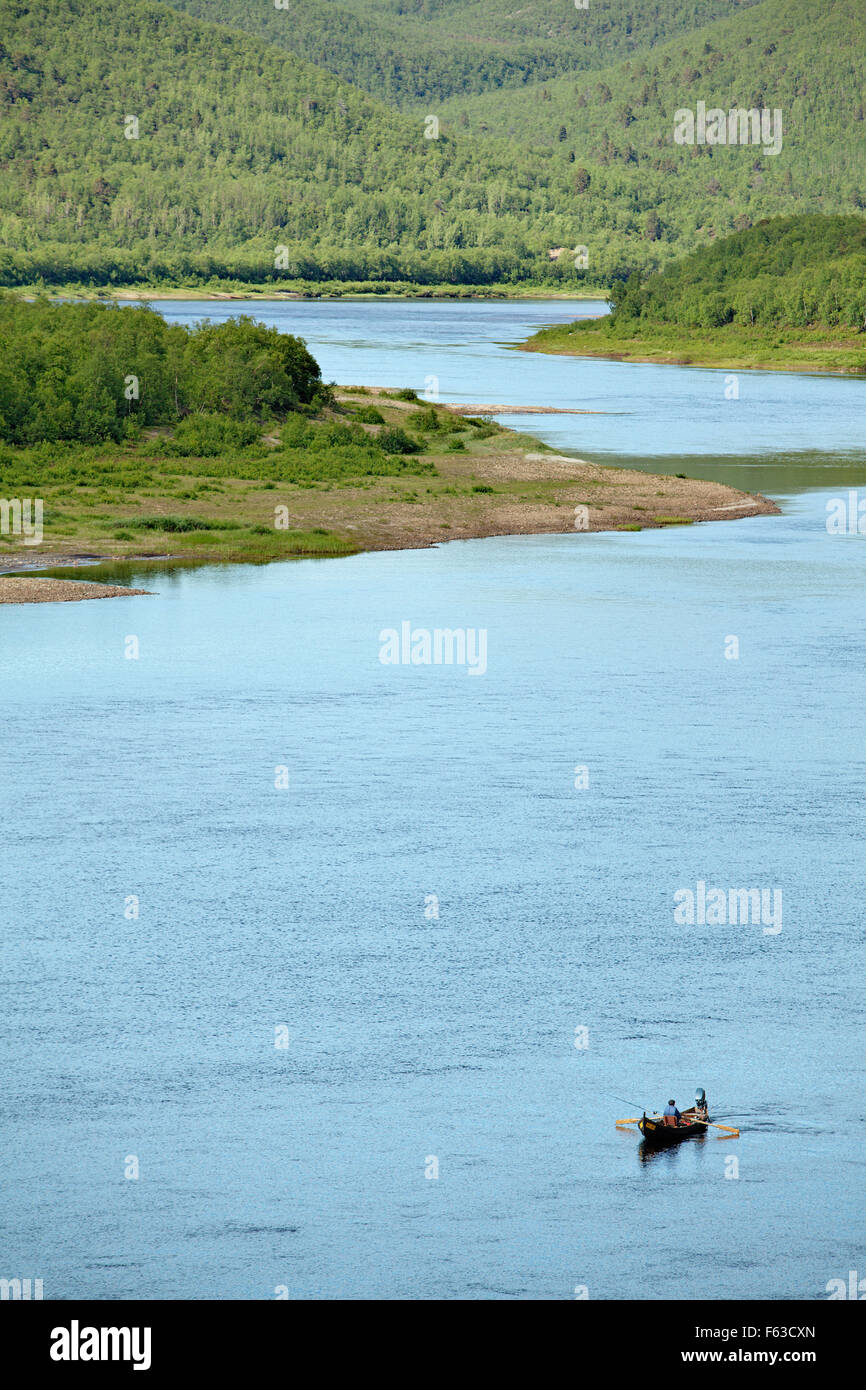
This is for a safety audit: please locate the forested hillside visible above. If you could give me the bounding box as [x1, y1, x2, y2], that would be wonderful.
[168, 0, 754, 105]
[1, 0, 863, 290]
[611, 216, 866, 329]
[0, 0, 592, 287]
[439, 0, 866, 266]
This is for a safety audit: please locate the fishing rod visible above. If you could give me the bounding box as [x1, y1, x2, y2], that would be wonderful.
[609, 1093, 655, 1114]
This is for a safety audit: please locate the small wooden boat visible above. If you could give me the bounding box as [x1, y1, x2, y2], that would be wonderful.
[637, 1106, 708, 1146]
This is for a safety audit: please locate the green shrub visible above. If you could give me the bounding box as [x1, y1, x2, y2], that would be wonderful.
[157, 414, 260, 457]
[0, 301, 325, 445]
[410, 407, 441, 432]
[379, 427, 421, 455]
[182, 317, 323, 417]
[122, 515, 241, 532]
[279, 414, 314, 448]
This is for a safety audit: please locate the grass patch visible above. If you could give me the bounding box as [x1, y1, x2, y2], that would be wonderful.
[122, 515, 242, 533]
[524, 320, 866, 375]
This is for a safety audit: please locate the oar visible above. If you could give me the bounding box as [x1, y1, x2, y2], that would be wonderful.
[705, 1121, 740, 1136]
[615, 1117, 641, 1126]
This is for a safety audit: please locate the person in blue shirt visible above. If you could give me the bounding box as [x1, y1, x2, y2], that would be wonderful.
[663, 1099, 681, 1127]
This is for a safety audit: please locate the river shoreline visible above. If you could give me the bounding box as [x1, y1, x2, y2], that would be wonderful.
[33, 287, 606, 304]
[0, 468, 778, 605]
[0, 573, 150, 604]
[520, 326, 866, 376]
[0, 388, 779, 606]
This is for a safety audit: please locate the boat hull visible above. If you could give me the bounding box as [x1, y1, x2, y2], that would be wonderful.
[638, 1107, 708, 1145]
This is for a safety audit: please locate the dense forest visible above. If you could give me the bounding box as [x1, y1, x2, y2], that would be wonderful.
[168, 0, 753, 106]
[606, 216, 866, 330]
[441, 0, 866, 258]
[0, 0, 863, 289]
[0, 0, 603, 288]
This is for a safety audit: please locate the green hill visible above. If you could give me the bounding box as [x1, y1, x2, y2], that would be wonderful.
[439, 0, 866, 277]
[167, 0, 755, 105]
[0, 0, 597, 288]
[524, 215, 866, 373]
[1, 0, 863, 291]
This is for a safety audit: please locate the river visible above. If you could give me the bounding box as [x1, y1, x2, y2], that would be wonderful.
[1, 300, 864, 1300]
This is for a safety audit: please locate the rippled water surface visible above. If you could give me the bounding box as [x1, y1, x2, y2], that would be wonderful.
[1, 301, 864, 1299]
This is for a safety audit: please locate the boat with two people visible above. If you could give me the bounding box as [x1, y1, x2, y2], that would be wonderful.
[616, 1088, 740, 1146]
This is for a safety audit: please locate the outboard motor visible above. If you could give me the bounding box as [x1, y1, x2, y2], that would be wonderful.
[695, 1087, 708, 1116]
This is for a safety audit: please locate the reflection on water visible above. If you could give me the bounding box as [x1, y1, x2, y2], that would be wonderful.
[531, 449, 866, 496]
[36, 556, 316, 586]
[637, 1135, 709, 1165]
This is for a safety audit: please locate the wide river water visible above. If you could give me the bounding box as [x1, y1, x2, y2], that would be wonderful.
[2, 300, 864, 1300]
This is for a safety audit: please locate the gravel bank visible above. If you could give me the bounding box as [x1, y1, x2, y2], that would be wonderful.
[0, 577, 150, 605]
